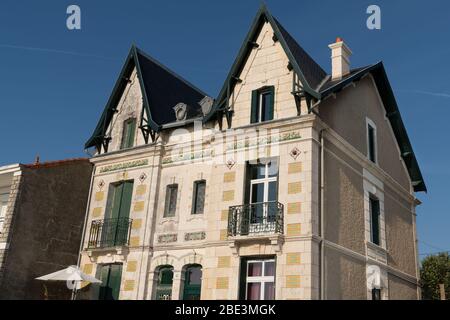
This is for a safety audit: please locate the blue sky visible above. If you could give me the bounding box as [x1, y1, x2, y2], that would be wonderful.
[0, 1, 448, 257]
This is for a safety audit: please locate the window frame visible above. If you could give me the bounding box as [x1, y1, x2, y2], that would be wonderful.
[366, 117, 378, 164]
[244, 258, 276, 300]
[191, 180, 206, 215]
[369, 195, 381, 246]
[251, 86, 274, 124]
[164, 184, 178, 218]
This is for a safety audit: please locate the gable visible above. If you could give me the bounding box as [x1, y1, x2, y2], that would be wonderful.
[227, 21, 301, 127]
[85, 46, 210, 152]
[203, 4, 327, 124]
[319, 62, 426, 192]
[320, 76, 412, 190]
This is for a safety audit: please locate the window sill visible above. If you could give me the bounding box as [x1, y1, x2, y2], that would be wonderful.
[366, 241, 388, 264]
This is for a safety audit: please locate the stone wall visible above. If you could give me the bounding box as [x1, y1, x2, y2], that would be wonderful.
[0, 160, 92, 300]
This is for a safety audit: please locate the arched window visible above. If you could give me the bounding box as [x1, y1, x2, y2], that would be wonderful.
[182, 264, 202, 300]
[155, 265, 173, 300]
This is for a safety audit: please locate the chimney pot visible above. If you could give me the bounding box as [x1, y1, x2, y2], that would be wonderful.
[328, 38, 352, 80]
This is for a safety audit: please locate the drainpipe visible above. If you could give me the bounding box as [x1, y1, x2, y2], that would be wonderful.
[319, 129, 325, 300]
[72, 158, 95, 300]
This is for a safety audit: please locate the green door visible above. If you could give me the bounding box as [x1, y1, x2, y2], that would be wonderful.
[182, 265, 202, 300]
[155, 266, 173, 300]
[97, 264, 123, 300]
[102, 181, 133, 247]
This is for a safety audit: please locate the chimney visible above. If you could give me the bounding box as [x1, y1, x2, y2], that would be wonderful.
[328, 37, 352, 80]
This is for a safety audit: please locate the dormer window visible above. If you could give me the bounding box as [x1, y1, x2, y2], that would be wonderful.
[250, 86, 275, 124]
[121, 118, 136, 149]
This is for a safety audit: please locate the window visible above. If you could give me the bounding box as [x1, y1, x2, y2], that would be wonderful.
[244, 159, 278, 234]
[121, 118, 136, 149]
[240, 258, 275, 300]
[251, 86, 274, 123]
[192, 180, 206, 214]
[367, 119, 377, 163]
[369, 196, 380, 246]
[102, 181, 133, 247]
[155, 265, 174, 300]
[182, 264, 202, 300]
[96, 264, 123, 300]
[372, 288, 381, 300]
[0, 194, 8, 233]
[164, 184, 178, 217]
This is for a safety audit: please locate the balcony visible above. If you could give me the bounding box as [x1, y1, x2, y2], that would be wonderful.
[228, 201, 284, 237]
[87, 217, 132, 249]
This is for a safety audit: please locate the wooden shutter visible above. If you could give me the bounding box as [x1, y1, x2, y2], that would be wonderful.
[250, 90, 259, 123]
[111, 184, 123, 220]
[127, 119, 136, 148]
[96, 265, 110, 300]
[108, 264, 123, 301]
[238, 258, 248, 300]
[118, 181, 133, 219]
[104, 184, 117, 220]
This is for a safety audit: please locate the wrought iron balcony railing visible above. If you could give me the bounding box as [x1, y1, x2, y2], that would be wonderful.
[88, 217, 132, 249]
[228, 201, 284, 237]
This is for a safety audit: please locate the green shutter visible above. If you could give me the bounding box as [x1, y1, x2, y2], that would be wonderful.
[108, 264, 123, 301]
[267, 86, 274, 121]
[96, 265, 110, 300]
[104, 184, 117, 220]
[119, 181, 133, 219]
[111, 183, 123, 220]
[250, 90, 259, 123]
[121, 118, 136, 149]
[238, 258, 248, 300]
[127, 119, 136, 148]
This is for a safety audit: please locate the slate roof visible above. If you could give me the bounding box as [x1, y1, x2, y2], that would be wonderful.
[85, 46, 210, 149]
[84, 5, 425, 192]
[135, 49, 208, 124]
[273, 18, 327, 90]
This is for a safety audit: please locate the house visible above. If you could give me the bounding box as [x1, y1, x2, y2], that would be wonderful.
[0, 158, 92, 299]
[77, 5, 425, 300]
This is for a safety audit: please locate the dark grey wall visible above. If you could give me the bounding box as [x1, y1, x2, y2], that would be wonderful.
[0, 160, 92, 300]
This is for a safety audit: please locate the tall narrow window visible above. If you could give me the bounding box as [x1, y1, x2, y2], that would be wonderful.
[192, 180, 206, 214]
[251, 86, 274, 124]
[369, 196, 380, 246]
[240, 258, 275, 300]
[244, 159, 278, 234]
[164, 184, 178, 217]
[0, 194, 8, 233]
[367, 119, 377, 163]
[121, 118, 136, 149]
[101, 181, 133, 247]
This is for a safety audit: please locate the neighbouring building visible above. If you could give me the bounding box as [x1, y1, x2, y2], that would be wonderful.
[0, 158, 93, 299]
[77, 5, 425, 300]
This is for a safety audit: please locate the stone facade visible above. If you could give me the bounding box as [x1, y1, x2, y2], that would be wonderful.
[78, 17, 422, 300]
[0, 160, 92, 299]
